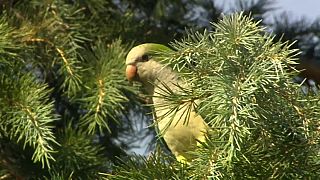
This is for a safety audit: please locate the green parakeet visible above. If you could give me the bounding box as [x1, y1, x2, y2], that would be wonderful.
[125, 43, 208, 163]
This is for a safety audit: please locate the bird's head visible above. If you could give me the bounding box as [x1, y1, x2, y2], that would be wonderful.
[125, 43, 174, 92]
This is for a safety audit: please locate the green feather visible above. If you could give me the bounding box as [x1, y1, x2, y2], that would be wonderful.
[137, 43, 188, 73]
[139, 43, 173, 54]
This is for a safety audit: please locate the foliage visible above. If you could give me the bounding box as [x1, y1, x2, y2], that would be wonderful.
[0, 0, 320, 179]
[105, 153, 188, 180]
[0, 0, 134, 178]
[109, 12, 320, 179]
[49, 124, 108, 179]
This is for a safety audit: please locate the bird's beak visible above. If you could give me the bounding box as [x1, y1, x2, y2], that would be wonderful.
[126, 64, 137, 81]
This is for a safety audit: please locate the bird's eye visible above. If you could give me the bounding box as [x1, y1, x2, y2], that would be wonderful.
[141, 54, 149, 62]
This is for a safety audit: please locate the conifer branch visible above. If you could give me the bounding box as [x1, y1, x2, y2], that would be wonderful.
[0, 74, 58, 168]
[24, 37, 80, 95]
[79, 40, 129, 134]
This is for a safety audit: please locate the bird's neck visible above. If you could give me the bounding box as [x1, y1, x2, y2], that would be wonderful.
[142, 65, 179, 98]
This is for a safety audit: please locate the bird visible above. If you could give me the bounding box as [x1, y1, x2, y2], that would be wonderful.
[125, 43, 208, 163]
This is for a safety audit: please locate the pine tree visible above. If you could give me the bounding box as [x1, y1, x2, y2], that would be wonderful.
[0, 0, 223, 179]
[1, 0, 320, 179]
[0, 0, 133, 179]
[107, 12, 320, 179]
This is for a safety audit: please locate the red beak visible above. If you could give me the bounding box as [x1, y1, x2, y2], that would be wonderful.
[126, 64, 137, 81]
